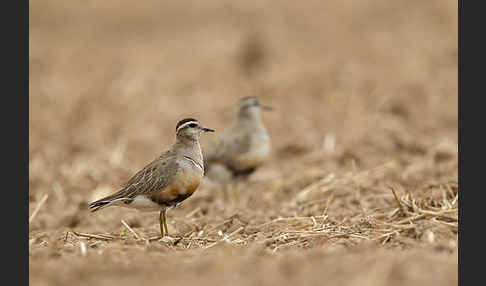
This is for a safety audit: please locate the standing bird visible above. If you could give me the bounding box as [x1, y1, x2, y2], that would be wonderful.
[204, 97, 272, 180]
[89, 118, 214, 237]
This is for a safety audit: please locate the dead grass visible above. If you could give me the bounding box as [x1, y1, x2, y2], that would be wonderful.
[29, 0, 457, 285]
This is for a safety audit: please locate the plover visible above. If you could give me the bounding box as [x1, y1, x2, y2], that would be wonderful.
[204, 97, 272, 179]
[89, 118, 214, 237]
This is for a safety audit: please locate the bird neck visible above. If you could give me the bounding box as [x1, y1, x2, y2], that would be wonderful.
[236, 111, 265, 130]
[173, 136, 203, 164]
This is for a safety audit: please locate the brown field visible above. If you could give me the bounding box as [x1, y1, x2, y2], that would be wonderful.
[29, 0, 458, 285]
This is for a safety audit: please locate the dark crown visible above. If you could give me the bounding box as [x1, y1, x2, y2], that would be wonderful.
[176, 118, 199, 131]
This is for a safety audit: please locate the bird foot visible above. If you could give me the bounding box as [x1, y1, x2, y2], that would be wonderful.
[158, 236, 176, 244]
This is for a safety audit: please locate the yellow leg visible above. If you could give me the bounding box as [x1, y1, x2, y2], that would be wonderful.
[159, 210, 165, 237]
[162, 209, 169, 236]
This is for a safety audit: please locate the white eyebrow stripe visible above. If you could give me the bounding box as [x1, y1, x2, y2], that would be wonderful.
[183, 156, 204, 172]
[176, 121, 199, 132]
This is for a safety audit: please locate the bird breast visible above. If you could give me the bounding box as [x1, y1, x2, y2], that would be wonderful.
[233, 132, 271, 169]
[151, 160, 203, 205]
[151, 173, 202, 204]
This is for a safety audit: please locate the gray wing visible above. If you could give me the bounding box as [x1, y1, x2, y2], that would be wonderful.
[222, 133, 252, 158]
[89, 151, 179, 211]
[204, 131, 251, 168]
[121, 152, 179, 198]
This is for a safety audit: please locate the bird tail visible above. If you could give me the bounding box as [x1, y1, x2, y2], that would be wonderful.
[88, 193, 132, 212]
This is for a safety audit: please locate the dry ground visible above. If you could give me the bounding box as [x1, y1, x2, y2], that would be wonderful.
[29, 0, 458, 285]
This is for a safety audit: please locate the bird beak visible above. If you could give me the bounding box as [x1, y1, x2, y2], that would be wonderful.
[202, 127, 215, 132]
[262, 105, 274, 111]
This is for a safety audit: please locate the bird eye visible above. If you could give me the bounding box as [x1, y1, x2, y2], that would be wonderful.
[189, 123, 198, 128]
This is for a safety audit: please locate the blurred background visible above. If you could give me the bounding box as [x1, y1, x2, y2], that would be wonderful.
[29, 0, 457, 160]
[29, 0, 457, 285]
